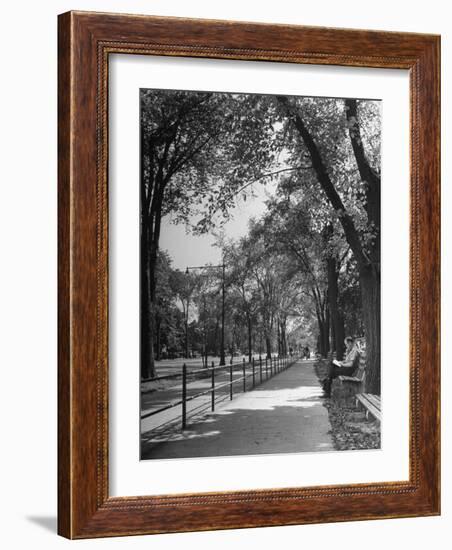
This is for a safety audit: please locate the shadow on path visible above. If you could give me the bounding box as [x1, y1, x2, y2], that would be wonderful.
[141, 360, 333, 459]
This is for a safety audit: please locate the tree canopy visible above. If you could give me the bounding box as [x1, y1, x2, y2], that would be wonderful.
[140, 89, 381, 393]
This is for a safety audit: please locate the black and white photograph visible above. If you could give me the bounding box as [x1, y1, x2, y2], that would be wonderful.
[1, 0, 445, 545]
[140, 88, 381, 460]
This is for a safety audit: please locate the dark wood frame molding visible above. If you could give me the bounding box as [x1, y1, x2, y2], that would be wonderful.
[58, 11, 440, 539]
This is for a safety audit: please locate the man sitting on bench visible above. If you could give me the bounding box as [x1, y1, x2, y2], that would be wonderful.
[323, 336, 360, 397]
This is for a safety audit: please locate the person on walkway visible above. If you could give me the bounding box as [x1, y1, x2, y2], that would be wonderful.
[322, 337, 360, 397]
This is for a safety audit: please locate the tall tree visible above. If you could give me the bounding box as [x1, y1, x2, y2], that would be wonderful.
[223, 240, 259, 363]
[141, 90, 223, 378]
[141, 91, 278, 378]
[257, 194, 333, 357]
[170, 269, 200, 359]
[276, 95, 381, 393]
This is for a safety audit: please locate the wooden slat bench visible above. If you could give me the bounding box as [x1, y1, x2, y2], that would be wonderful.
[356, 393, 381, 423]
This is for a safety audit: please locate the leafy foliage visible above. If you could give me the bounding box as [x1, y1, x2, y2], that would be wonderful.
[141, 89, 380, 392]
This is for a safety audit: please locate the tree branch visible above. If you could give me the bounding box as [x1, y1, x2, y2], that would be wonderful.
[219, 165, 312, 207]
[276, 95, 368, 269]
[344, 99, 380, 190]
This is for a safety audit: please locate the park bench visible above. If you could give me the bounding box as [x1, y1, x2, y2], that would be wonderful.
[355, 393, 381, 423]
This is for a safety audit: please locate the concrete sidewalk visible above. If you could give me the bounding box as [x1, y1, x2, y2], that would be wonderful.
[141, 359, 334, 459]
[141, 360, 266, 433]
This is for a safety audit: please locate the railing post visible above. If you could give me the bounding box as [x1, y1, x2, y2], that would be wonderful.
[252, 357, 255, 388]
[259, 356, 262, 384]
[230, 362, 233, 400]
[182, 363, 187, 429]
[211, 361, 215, 411]
[243, 358, 246, 392]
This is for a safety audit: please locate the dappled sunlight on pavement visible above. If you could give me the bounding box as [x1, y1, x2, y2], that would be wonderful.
[214, 386, 322, 412]
[144, 430, 221, 444]
[141, 360, 334, 459]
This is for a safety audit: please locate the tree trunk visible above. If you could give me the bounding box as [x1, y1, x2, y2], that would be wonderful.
[360, 266, 381, 394]
[143, 184, 165, 379]
[337, 314, 345, 358]
[322, 320, 330, 357]
[155, 315, 161, 361]
[184, 312, 189, 359]
[281, 321, 287, 356]
[327, 257, 345, 360]
[213, 317, 219, 357]
[140, 229, 156, 380]
[140, 265, 151, 379]
[325, 302, 330, 355]
[265, 335, 272, 359]
[330, 311, 336, 355]
[247, 314, 252, 364]
[316, 314, 329, 357]
[319, 323, 327, 357]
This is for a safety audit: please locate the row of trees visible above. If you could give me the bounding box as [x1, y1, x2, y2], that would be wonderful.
[150, 247, 301, 366]
[140, 89, 380, 393]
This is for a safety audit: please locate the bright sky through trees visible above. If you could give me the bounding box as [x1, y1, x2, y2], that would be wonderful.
[159, 180, 278, 269]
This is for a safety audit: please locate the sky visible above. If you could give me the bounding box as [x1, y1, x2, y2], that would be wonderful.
[159, 179, 278, 270]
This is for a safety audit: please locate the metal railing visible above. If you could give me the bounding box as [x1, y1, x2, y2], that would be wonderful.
[141, 354, 299, 434]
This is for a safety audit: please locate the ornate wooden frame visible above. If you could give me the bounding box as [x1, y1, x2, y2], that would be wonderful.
[58, 11, 440, 539]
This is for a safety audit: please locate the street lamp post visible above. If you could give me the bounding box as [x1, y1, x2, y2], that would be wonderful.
[184, 306, 189, 360]
[186, 262, 226, 366]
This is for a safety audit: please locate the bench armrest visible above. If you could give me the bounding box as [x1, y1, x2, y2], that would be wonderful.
[338, 375, 362, 383]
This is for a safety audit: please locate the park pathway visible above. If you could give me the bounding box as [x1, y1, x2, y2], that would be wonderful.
[141, 359, 334, 459]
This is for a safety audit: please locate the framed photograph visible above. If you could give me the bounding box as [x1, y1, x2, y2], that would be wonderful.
[58, 11, 440, 538]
